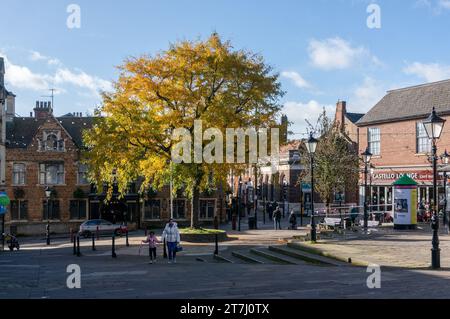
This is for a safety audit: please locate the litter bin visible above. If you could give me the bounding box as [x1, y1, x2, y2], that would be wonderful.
[248, 217, 256, 230]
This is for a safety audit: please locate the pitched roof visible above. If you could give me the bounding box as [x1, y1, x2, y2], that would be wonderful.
[357, 79, 450, 126]
[346, 112, 364, 124]
[6, 116, 95, 149]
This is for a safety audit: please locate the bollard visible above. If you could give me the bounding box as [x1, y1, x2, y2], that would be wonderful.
[92, 234, 96, 251]
[112, 233, 117, 258]
[96, 226, 100, 240]
[214, 234, 219, 255]
[126, 230, 129, 247]
[46, 223, 50, 246]
[163, 238, 167, 259]
[76, 235, 81, 257]
[70, 228, 74, 243]
[73, 235, 77, 255]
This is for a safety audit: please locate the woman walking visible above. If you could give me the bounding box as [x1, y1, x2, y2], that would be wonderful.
[162, 219, 181, 264]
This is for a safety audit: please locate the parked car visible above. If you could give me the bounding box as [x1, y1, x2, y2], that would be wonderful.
[79, 219, 127, 238]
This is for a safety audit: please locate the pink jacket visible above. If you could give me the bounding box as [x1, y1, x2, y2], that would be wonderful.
[142, 235, 161, 248]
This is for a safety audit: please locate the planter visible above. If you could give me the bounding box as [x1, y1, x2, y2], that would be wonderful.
[181, 231, 228, 243]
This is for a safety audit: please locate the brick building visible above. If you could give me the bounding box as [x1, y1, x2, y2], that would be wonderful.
[357, 79, 450, 214]
[4, 101, 225, 235]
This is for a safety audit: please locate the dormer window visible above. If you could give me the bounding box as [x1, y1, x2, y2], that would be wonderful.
[40, 130, 65, 152]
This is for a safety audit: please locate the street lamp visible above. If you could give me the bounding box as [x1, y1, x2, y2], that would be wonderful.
[361, 147, 373, 232]
[423, 107, 446, 269]
[45, 187, 52, 246]
[441, 150, 449, 233]
[238, 176, 243, 232]
[305, 132, 318, 243]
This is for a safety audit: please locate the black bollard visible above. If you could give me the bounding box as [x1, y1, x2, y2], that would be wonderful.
[214, 234, 219, 255]
[46, 223, 50, 246]
[126, 230, 129, 247]
[112, 233, 117, 258]
[92, 234, 96, 251]
[73, 235, 77, 255]
[76, 235, 81, 257]
[163, 238, 167, 259]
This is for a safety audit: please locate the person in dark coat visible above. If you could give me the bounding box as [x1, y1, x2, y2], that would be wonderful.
[273, 206, 282, 230]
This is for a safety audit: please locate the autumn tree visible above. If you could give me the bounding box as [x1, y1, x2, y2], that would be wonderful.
[300, 110, 359, 213]
[83, 33, 284, 228]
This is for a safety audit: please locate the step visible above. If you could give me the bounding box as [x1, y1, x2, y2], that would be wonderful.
[250, 248, 299, 265]
[287, 243, 352, 266]
[213, 254, 234, 263]
[269, 246, 334, 266]
[231, 251, 265, 264]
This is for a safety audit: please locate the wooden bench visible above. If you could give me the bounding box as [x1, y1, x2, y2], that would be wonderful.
[320, 218, 342, 230]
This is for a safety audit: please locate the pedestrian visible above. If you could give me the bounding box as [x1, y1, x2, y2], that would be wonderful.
[289, 209, 297, 230]
[273, 205, 282, 230]
[142, 231, 161, 264]
[162, 219, 181, 264]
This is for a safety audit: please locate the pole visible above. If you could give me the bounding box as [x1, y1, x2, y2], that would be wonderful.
[238, 185, 241, 232]
[73, 234, 77, 255]
[46, 199, 50, 246]
[263, 190, 266, 225]
[444, 172, 448, 233]
[92, 233, 96, 251]
[163, 238, 168, 259]
[170, 160, 174, 220]
[310, 156, 317, 242]
[2, 214, 5, 251]
[431, 142, 441, 269]
[126, 229, 129, 247]
[112, 233, 117, 258]
[300, 185, 303, 227]
[364, 162, 369, 232]
[76, 235, 81, 257]
[214, 234, 219, 255]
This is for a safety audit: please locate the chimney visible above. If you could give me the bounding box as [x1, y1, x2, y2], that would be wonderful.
[6, 92, 16, 122]
[335, 100, 347, 132]
[34, 100, 53, 119]
[0, 57, 5, 88]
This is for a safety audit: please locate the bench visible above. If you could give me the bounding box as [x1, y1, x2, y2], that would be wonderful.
[320, 218, 342, 230]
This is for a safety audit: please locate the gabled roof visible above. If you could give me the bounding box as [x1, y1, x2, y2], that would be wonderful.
[346, 112, 364, 124]
[357, 79, 450, 126]
[6, 116, 95, 149]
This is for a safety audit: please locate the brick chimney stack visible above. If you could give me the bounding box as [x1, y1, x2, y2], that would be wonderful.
[335, 100, 347, 132]
[34, 100, 53, 119]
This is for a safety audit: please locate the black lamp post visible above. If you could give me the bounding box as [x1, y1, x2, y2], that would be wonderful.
[423, 107, 446, 269]
[45, 187, 52, 246]
[441, 150, 450, 232]
[238, 177, 242, 232]
[361, 147, 373, 232]
[306, 132, 318, 243]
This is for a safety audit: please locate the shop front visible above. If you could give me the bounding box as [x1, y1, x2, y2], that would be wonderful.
[360, 168, 445, 216]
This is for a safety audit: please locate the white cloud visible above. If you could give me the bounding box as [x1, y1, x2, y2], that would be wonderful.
[30, 50, 61, 66]
[403, 62, 450, 82]
[283, 100, 335, 136]
[1, 51, 112, 98]
[281, 71, 312, 89]
[350, 77, 386, 113]
[415, 0, 450, 13]
[308, 37, 380, 70]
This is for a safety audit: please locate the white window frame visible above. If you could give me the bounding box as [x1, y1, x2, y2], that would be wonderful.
[39, 163, 65, 185]
[77, 164, 89, 185]
[416, 122, 432, 154]
[12, 163, 26, 185]
[368, 128, 381, 156]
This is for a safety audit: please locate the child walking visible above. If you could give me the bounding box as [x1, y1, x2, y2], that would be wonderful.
[142, 231, 162, 264]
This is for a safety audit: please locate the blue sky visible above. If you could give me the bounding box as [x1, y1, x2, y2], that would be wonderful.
[1, 0, 450, 136]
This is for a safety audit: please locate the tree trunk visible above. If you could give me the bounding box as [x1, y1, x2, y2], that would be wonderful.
[190, 185, 200, 228]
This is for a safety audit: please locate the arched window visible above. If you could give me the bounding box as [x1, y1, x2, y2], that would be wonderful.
[46, 134, 58, 151]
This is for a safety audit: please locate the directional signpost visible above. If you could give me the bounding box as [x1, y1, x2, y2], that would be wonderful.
[0, 191, 11, 252]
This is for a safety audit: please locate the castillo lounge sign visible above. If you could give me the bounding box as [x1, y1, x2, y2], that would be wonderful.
[372, 171, 437, 183]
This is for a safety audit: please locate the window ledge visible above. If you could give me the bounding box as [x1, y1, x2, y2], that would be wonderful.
[9, 220, 29, 223]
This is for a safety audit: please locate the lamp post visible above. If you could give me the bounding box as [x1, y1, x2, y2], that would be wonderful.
[45, 187, 52, 246]
[441, 150, 450, 233]
[238, 177, 242, 232]
[306, 132, 318, 243]
[361, 147, 373, 232]
[423, 107, 446, 269]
